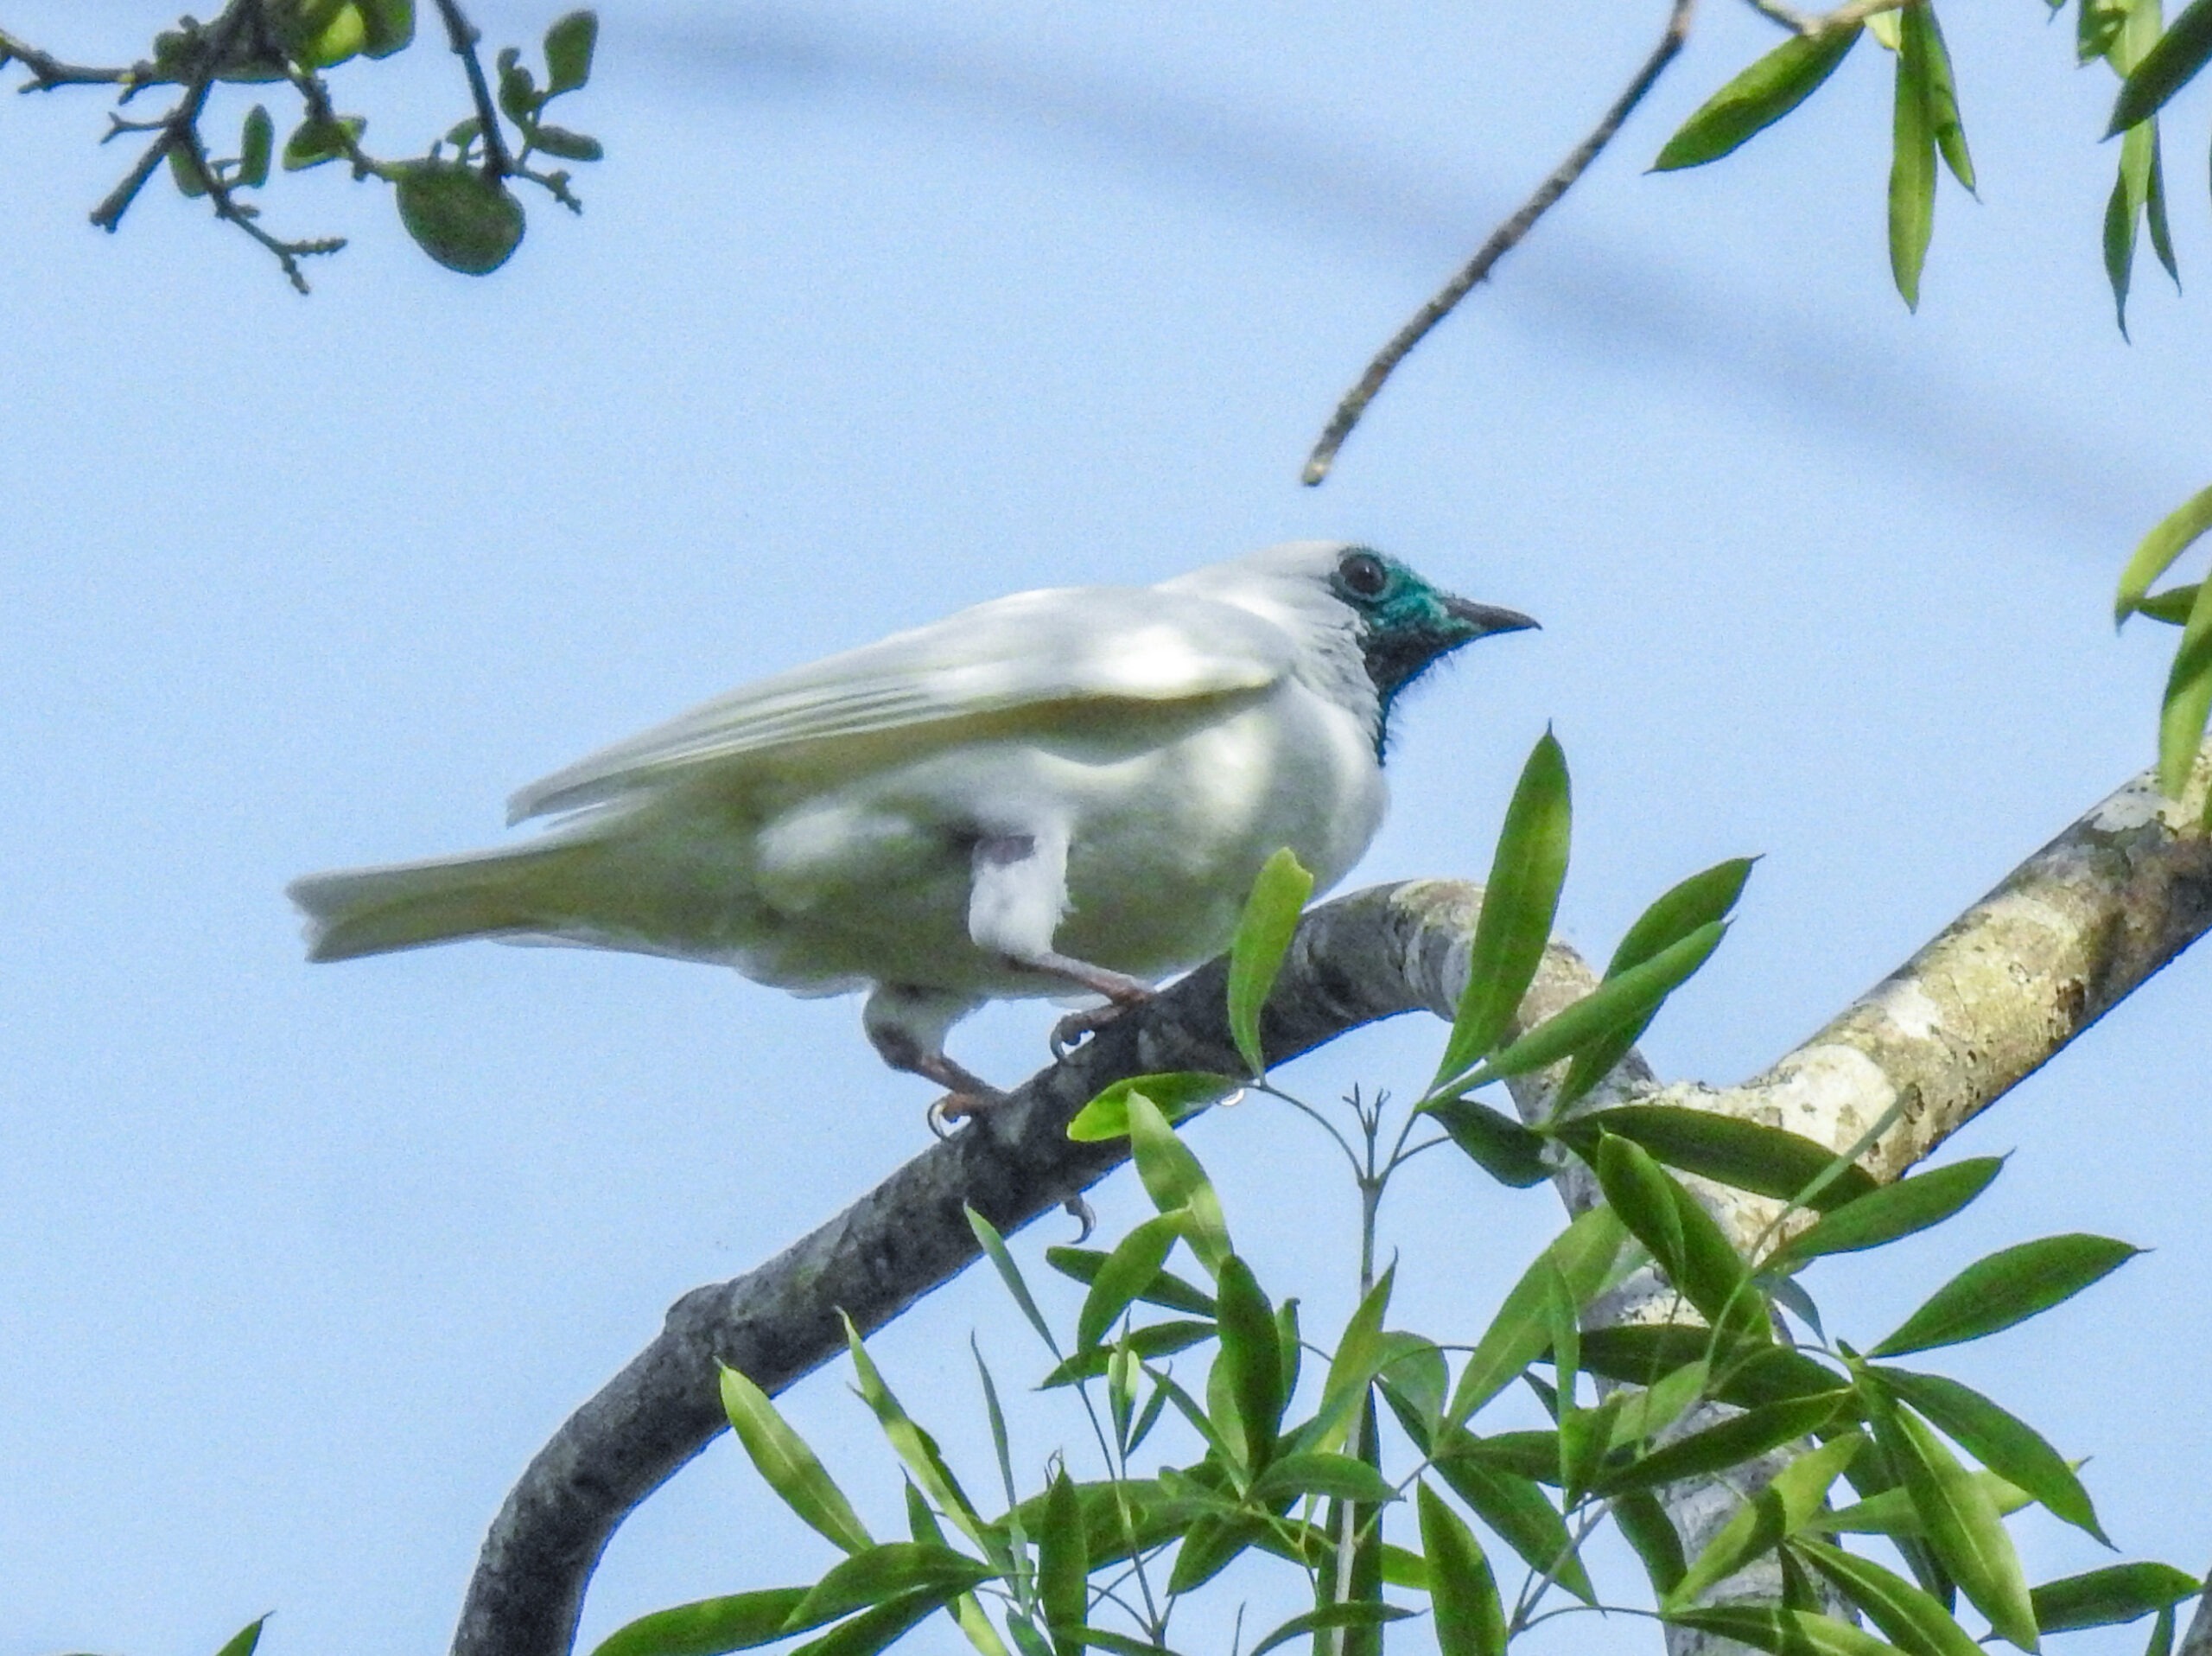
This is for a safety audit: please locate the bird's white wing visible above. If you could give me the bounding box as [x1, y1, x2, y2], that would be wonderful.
[506, 584, 1292, 823]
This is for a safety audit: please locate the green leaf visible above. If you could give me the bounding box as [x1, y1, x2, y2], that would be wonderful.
[1653, 27, 1861, 169]
[2138, 583, 2202, 624]
[1890, 7, 1937, 310]
[785, 1543, 994, 1632]
[1126, 1094, 1230, 1273]
[1559, 1392, 1626, 1505]
[1559, 857, 1758, 1104]
[1812, 1468, 2034, 1537]
[1581, 1105, 1875, 1210]
[1039, 1321, 1213, 1388]
[394, 162, 525, 275]
[2117, 481, 2212, 621]
[1419, 1483, 1508, 1656]
[238, 105, 274, 188]
[1226, 847, 1313, 1077]
[1039, 1471, 1088, 1656]
[2148, 1604, 2179, 1656]
[2106, 117, 2157, 334]
[168, 145, 211, 200]
[588, 1589, 811, 1656]
[1580, 1326, 1840, 1407]
[1376, 1333, 1448, 1438]
[718, 1363, 874, 1555]
[1667, 1434, 1867, 1608]
[358, 0, 414, 56]
[531, 124, 604, 162]
[1872, 1397, 2038, 1651]
[213, 1619, 269, 1656]
[498, 47, 540, 123]
[1869, 1368, 2107, 1544]
[1065, 1073, 1232, 1142]
[1433, 730, 1571, 1088]
[1599, 1392, 1853, 1498]
[1426, 1097, 1551, 1187]
[2083, 0, 2133, 62]
[1432, 1451, 1598, 1603]
[1912, 4, 1974, 191]
[1306, 1265, 1394, 1455]
[1469, 921, 1726, 1092]
[1446, 1206, 1626, 1426]
[1247, 1604, 1414, 1656]
[283, 114, 365, 171]
[1606, 1358, 1710, 1451]
[1590, 1132, 1754, 1329]
[789, 1591, 951, 1656]
[1046, 1244, 1215, 1316]
[1165, 1510, 1269, 1595]
[1251, 1451, 1401, 1506]
[2155, 569, 2212, 800]
[1614, 1489, 1688, 1595]
[1870, 1233, 2140, 1357]
[968, 1207, 1061, 1356]
[841, 1315, 989, 1551]
[543, 9, 599, 94]
[2032, 1564, 2202, 1633]
[1792, 1537, 1986, 1656]
[1766, 1157, 2003, 1271]
[1076, 1214, 1182, 1352]
[1666, 1604, 1898, 1656]
[2110, 0, 2212, 130]
[1214, 1254, 1286, 1468]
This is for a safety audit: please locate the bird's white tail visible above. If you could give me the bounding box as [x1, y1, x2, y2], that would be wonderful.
[288, 839, 601, 962]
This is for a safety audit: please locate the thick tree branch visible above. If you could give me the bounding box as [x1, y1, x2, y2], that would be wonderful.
[451, 742, 2212, 1656]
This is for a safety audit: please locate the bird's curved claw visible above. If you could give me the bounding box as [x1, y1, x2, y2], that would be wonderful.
[1062, 1194, 1096, 1242]
[927, 1086, 1010, 1137]
[1049, 991, 1154, 1061]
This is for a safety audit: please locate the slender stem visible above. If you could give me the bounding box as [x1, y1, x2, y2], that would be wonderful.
[430, 0, 514, 177]
[1301, 0, 1698, 484]
[0, 28, 152, 90]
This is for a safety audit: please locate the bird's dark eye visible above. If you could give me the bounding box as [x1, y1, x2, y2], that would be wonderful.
[1339, 551, 1389, 598]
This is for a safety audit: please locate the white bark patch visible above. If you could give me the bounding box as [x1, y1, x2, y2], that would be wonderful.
[1866, 976, 1947, 1043]
[2090, 778, 2167, 834]
[1757, 1042, 1896, 1149]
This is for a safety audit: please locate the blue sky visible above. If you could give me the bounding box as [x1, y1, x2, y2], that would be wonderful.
[1, 3, 2207, 1653]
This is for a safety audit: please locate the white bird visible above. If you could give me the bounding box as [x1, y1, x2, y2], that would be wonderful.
[288, 541, 1534, 1113]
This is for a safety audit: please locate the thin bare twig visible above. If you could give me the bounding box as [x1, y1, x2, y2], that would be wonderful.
[1300, 0, 1697, 486]
[0, 28, 150, 92]
[431, 0, 514, 178]
[87, 5, 252, 235]
[1742, 0, 1909, 35]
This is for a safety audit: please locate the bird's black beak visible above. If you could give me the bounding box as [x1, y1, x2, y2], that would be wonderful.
[1444, 596, 1540, 638]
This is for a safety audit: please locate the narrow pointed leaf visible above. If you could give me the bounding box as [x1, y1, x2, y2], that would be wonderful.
[2156, 570, 2212, 799]
[1039, 1321, 1212, 1388]
[1615, 1489, 1688, 1595]
[1427, 1097, 1552, 1187]
[1227, 848, 1313, 1076]
[1248, 1604, 1414, 1656]
[789, 1591, 951, 1656]
[1793, 1537, 1986, 1656]
[1431, 1450, 1597, 1602]
[2032, 1564, 2202, 1633]
[2119, 482, 2212, 621]
[1126, 1093, 1230, 1273]
[1768, 1158, 2003, 1271]
[2147, 129, 2179, 280]
[1654, 27, 1861, 170]
[238, 105, 274, 188]
[1214, 1254, 1285, 1468]
[1890, 15, 1937, 309]
[1668, 1433, 1866, 1608]
[1873, 1398, 2038, 1651]
[2110, 0, 2212, 131]
[1870, 1368, 2106, 1544]
[1251, 1451, 1401, 1505]
[1434, 731, 1571, 1086]
[1419, 1482, 1508, 1656]
[214, 1620, 269, 1656]
[2107, 118, 2154, 334]
[1584, 1105, 1875, 1210]
[1077, 1215, 1182, 1352]
[1046, 1245, 1215, 1316]
[1039, 1472, 1088, 1655]
[719, 1364, 874, 1555]
[1592, 1132, 1755, 1329]
[1666, 1604, 1898, 1656]
[588, 1589, 811, 1656]
[1911, 4, 1974, 190]
[1467, 921, 1726, 1092]
[842, 1316, 988, 1550]
[785, 1544, 994, 1631]
[1066, 1073, 1232, 1142]
[1606, 1358, 1710, 1450]
[1600, 1392, 1853, 1497]
[1376, 1333, 1449, 1437]
[2148, 1605, 2179, 1656]
[969, 1207, 1060, 1356]
[1447, 1206, 1626, 1426]
[1813, 1468, 2035, 1537]
[1870, 1234, 2139, 1357]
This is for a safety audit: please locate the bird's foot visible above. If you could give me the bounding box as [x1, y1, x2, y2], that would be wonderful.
[1048, 986, 1156, 1061]
[1062, 1194, 1096, 1241]
[925, 1084, 1013, 1137]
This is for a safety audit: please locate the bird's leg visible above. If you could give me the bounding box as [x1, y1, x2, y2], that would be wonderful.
[862, 984, 1001, 1130]
[968, 828, 1158, 1059]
